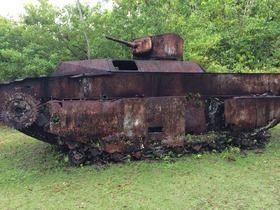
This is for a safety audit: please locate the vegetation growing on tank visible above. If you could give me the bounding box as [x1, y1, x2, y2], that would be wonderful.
[51, 115, 60, 124]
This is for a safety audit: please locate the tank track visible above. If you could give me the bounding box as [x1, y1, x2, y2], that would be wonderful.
[64, 129, 271, 165]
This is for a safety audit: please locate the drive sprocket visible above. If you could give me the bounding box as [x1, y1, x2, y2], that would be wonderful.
[1, 92, 39, 129]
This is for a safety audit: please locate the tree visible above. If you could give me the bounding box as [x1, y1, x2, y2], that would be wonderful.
[0, 0, 279, 81]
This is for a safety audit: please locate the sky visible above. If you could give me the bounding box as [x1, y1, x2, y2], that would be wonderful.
[0, 0, 104, 19]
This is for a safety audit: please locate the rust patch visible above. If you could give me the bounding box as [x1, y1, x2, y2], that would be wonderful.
[224, 96, 280, 131]
[44, 97, 206, 151]
[106, 33, 183, 60]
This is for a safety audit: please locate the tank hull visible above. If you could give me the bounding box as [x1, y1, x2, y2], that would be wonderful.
[1, 70, 279, 164]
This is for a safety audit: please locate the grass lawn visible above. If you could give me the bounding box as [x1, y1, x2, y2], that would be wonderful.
[0, 125, 279, 209]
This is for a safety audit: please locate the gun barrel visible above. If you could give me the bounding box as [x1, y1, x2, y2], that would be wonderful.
[106, 36, 137, 48]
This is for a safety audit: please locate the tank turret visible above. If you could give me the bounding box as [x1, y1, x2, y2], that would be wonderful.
[106, 33, 183, 61]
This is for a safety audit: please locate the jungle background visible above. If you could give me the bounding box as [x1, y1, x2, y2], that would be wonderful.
[0, 0, 279, 81]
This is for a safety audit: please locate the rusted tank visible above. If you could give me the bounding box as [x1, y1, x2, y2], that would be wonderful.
[0, 33, 279, 164]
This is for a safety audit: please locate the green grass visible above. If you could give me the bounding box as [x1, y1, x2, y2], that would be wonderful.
[0, 125, 279, 209]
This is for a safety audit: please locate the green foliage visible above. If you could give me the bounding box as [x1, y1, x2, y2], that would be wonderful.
[0, 0, 279, 81]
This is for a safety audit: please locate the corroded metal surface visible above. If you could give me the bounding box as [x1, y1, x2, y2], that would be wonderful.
[1, 92, 39, 129]
[1, 73, 279, 102]
[0, 32, 279, 165]
[44, 97, 205, 153]
[225, 96, 280, 131]
[47, 73, 280, 99]
[107, 33, 183, 60]
[133, 33, 183, 60]
[52, 59, 205, 76]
